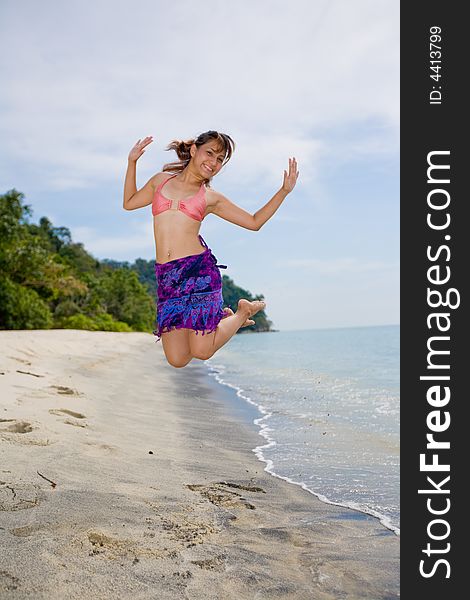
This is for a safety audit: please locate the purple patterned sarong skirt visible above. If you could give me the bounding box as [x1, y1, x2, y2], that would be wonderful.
[152, 235, 227, 342]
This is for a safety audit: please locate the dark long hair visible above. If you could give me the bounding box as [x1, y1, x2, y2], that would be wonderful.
[162, 130, 235, 184]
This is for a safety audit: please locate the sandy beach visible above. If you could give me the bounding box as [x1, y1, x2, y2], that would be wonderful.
[0, 330, 399, 599]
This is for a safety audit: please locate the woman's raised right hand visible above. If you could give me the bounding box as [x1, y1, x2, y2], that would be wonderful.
[128, 136, 153, 162]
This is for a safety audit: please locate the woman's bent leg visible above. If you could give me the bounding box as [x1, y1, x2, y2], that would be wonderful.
[161, 328, 193, 368]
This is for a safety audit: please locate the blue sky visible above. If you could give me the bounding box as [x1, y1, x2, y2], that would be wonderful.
[0, 0, 399, 331]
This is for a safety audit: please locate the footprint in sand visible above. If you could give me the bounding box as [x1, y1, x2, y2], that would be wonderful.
[0, 480, 42, 512]
[158, 512, 219, 546]
[0, 570, 20, 593]
[186, 481, 266, 511]
[63, 418, 87, 428]
[49, 409, 88, 428]
[9, 524, 42, 537]
[85, 530, 167, 560]
[0, 420, 34, 434]
[48, 408, 86, 419]
[146, 500, 221, 550]
[191, 555, 227, 572]
[0, 420, 51, 446]
[49, 385, 78, 396]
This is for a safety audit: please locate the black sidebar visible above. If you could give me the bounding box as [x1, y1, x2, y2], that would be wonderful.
[401, 2, 465, 598]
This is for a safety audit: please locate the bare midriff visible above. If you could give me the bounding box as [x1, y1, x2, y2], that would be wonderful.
[153, 212, 206, 264]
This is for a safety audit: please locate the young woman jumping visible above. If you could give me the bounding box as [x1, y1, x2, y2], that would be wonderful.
[123, 130, 299, 368]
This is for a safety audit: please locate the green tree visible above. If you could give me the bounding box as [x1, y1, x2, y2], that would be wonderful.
[95, 269, 155, 331]
[0, 277, 53, 329]
[29, 216, 72, 253]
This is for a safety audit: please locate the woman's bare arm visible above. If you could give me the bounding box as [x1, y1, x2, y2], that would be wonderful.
[211, 157, 299, 230]
[123, 136, 158, 211]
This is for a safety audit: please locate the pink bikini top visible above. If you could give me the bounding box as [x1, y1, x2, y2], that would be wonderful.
[152, 174, 206, 222]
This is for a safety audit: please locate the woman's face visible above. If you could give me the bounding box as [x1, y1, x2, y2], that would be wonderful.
[191, 140, 226, 178]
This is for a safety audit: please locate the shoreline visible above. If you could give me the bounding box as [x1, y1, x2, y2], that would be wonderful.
[1, 330, 399, 599]
[205, 357, 400, 536]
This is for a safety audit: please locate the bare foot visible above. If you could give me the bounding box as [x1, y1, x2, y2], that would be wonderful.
[237, 299, 266, 325]
[222, 306, 255, 327]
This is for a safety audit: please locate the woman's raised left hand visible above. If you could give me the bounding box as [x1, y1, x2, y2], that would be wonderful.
[282, 157, 299, 193]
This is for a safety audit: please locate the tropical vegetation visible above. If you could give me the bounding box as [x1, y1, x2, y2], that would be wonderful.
[0, 189, 273, 334]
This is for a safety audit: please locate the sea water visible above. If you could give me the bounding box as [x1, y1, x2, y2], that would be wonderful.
[205, 325, 400, 534]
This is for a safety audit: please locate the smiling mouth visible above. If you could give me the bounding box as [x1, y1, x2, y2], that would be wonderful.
[203, 164, 213, 173]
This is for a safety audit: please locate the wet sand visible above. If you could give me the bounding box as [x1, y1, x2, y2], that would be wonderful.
[0, 330, 399, 599]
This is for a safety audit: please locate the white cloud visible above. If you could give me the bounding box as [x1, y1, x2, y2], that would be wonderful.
[71, 220, 155, 261]
[0, 0, 399, 192]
